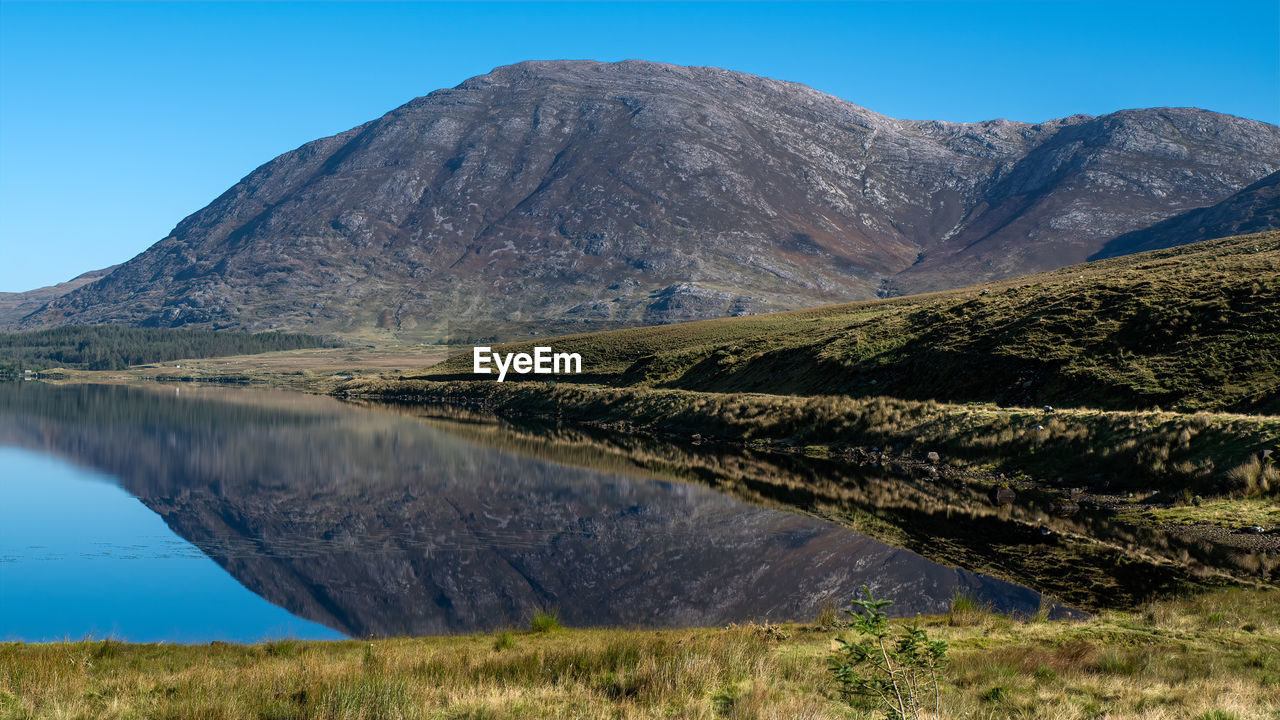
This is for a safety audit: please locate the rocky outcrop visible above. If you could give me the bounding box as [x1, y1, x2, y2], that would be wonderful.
[19, 61, 1279, 339]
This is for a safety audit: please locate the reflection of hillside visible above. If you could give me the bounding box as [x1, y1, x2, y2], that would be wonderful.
[363, 401, 1272, 611]
[0, 383, 1055, 637]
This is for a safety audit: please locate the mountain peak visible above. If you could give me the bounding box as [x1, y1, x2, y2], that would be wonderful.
[17, 62, 1279, 338]
[450, 58, 885, 118]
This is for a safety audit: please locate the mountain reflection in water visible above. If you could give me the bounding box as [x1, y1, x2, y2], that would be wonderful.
[0, 383, 1062, 639]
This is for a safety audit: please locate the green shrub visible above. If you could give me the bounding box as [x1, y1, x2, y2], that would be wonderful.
[947, 592, 989, 627]
[1194, 711, 1240, 720]
[828, 586, 949, 720]
[530, 610, 561, 634]
[980, 685, 1008, 703]
[492, 631, 516, 651]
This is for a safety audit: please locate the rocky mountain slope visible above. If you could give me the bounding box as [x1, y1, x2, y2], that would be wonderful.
[0, 265, 118, 328]
[1090, 171, 1280, 260]
[18, 60, 1280, 339]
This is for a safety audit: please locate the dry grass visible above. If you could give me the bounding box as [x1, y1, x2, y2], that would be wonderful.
[1123, 496, 1280, 530]
[2, 588, 1277, 719]
[1227, 456, 1280, 496]
[946, 593, 993, 628]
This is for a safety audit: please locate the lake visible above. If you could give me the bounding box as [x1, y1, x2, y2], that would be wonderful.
[1, 382, 1072, 643]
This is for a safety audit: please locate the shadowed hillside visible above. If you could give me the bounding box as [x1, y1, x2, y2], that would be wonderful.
[421, 232, 1280, 414]
[1091, 171, 1280, 260]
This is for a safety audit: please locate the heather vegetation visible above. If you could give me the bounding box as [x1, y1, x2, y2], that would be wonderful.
[0, 326, 337, 375]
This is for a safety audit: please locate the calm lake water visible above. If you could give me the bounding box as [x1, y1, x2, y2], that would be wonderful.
[1, 382, 1059, 643]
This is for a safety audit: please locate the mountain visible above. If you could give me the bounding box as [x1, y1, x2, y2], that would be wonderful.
[1089, 171, 1280, 260]
[0, 265, 117, 328]
[18, 60, 1279, 340]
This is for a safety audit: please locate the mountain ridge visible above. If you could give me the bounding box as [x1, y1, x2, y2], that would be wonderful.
[18, 60, 1280, 339]
[0, 265, 120, 328]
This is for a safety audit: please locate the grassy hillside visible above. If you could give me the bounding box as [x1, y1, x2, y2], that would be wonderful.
[3, 588, 1276, 719]
[423, 232, 1280, 415]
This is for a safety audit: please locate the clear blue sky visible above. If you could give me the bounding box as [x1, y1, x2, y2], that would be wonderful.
[1, 1, 1277, 292]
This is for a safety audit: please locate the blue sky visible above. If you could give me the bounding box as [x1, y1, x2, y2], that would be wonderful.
[1, 1, 1277, 292]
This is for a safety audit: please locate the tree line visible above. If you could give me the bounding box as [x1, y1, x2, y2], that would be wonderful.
[0, 325, 338, 375]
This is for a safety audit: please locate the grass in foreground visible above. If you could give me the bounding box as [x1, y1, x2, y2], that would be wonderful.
[2, 588, 1276, 720]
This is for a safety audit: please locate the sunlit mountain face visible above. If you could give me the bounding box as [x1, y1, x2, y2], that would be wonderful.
[17, 61, 1278, 340]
